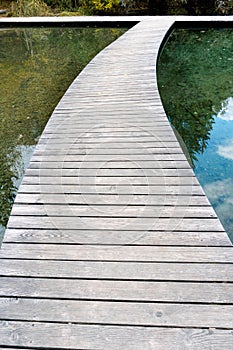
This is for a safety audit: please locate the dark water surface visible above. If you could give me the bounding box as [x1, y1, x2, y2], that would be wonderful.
[158, 28, 233, 242]
[0, 27, 126, 243]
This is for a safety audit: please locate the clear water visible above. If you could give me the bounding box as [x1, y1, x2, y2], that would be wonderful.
[0, 27, 126, 244]
[195, 97, 233, 241]
[158, 28, 233, 242]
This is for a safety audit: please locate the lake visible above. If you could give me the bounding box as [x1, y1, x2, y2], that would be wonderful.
[158, 28, 233, 242]
[0, 26, 126, 243]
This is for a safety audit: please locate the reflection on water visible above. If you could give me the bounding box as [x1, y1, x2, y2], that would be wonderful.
[158, 28, 233, 242]
[0, 27, 126, 244]
[195, 98, 233, 241]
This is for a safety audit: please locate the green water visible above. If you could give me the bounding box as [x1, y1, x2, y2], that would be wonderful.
[158, 28, 233, 242]
[0, 26, 126, 243]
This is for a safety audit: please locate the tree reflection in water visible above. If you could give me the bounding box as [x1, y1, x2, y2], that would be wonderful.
[158, 28, 233, 241]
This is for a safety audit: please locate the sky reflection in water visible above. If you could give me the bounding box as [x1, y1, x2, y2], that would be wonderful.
[194, 97, 233, 241]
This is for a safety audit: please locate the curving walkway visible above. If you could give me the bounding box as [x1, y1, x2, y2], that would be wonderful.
[0, 16, 233, 349]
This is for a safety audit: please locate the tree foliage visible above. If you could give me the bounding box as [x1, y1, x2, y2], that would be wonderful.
[79, 0, 120, 14]
[8, 0, 233, 15]
[14, 0, 52, 16]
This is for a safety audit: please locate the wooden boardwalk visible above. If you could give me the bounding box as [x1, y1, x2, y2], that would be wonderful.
[1, 16, 233, 349]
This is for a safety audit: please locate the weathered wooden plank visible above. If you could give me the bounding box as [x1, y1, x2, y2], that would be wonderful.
[1, 244, 232, 262]
[26, 160, 190, 169]
[43, 129, 176, 136]
[42, 131, 178, 139]
[53, 91, 164, 98]
[6, 215, 224, 231]
[1, 298, 233, 328]
[10, 203, 216, 218]
[8, 213, 223, 232]
[14, 193, 208, 206]
[38, 136, 179, 144]
[45, 118, 170, 126]
[0, 259, 232, 282]
[40, 124, 176, 132]
[38, 140, 180, 148]
[43, 125, 172, 132]
[53, 96, 160, 103]
[22, 174, 198, 185]
[53, 93, 163, 99]
[3, 228, 229, 246]
[0, 321, 233, 350]
[18, 184, 204, 195]
[45, 125, 173, 132]
[27, 166, 193, 178]
[47, 99, 164, 106]
[31, 154, 187, 162]
[1, 277, 232, 303]
[34, 145, 184, 154]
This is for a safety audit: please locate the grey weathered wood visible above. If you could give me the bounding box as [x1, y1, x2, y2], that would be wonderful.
[18, 184, 204, 195]
[1, 15, 233, 350]
[10, 203, 217, 218]
[1, 244, 232, 262]
[27, 160, 189, 169]
[38, 136, 179, 144]
[3, 228, 229, 246]
[1, 277, 233, 303]
[1, 259, 232, 282]
[42, 126, 173, 134]
[6, 215, 225, 231]
[22, 174, 198, 185]
[27, 166, 193, 177]
[34, 145, 184, 154]
[46, 118, 168, 124]
[1, 298, 233, 328]
[0, 322, 233, 350]
[31, 153, 188, 161]
[14, 193, 208, 206]
[38, 140, 181, 148]
[41, 131, 177, 137]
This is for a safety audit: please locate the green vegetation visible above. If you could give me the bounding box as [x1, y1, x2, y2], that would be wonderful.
[157, 28, 233, 164]
[78, 0, 120, 14]
[0, 27, 125, 236]
[13, 0, 52, 16]
[1, 0, 233, 16]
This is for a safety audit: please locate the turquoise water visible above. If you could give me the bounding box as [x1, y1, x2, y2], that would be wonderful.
[195, 97, 233, 240]
[158, 29, 233, 242]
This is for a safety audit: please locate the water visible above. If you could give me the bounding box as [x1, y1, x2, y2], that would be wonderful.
[0, 26, 126, 244]
[195, 98, 233, 241]
[158, 28, 233, 242]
